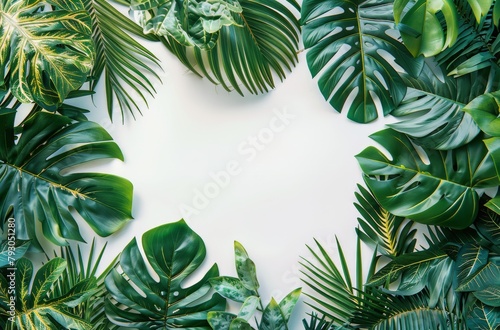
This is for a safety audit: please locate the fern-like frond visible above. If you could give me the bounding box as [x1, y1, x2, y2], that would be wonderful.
[85, 0, 162, 122]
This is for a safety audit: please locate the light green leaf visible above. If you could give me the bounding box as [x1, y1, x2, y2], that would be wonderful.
[356, 129, 498, 228]
[237, 296, 259, 321]
[301, 0, 422, 123]
[207, 311, 237, 330]
[467, 0, 494, 23]
[105, 220, 225, 329]
[260, 298, 286, 330]
[0, 0, 94, 109]
[234, 241, 259, 292]
[230, 318, 254, 330]
[209, 276, 255, 303]
[394, 0, 458, 57]
[0, 111, 133, 250]
[278, 288, 301, 323]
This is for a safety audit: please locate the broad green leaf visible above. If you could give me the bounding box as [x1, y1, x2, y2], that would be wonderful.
[467, 0, 494, 23]
[301, 0, 422, 123]
[84, 0, 162, 121]
[466, 299, 500, 329]
[463, 90, 500, 137]
[237, 296, 259, 321]
[0, 0, 94, 109]
[389, 66, 485, 150]
[454, 244, 489, 290]
[209, 276, 255, 302]
[356, 129, 498, 228]
[456, 261, 500, 292]
[163, 0, 300, 95]
[105, 220, 225, 329]
[234, 241, 259, 292]
[260, 298, 286, 330]
[0, 239, 29, 268]
[474, 286, 500, 307]
[278, 288, 301, 323]
[0, 111, 133, 250]
[3, 258, 97, 330]
[207, 311, 237, 330]
[368, 248, 448, 287]
[394, 0, 458, 57]
[230, 318, 254, 330]
[354, 184, 416, 258]
[131, 0, 242, 50]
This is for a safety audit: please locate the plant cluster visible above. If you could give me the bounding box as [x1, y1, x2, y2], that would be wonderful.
[1, 0, 500, 328]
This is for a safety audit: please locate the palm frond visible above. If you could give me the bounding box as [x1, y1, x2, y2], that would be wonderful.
[354, 184, 416, 258]
[85, 0, 162, 122]
[163, 0, 301, 95]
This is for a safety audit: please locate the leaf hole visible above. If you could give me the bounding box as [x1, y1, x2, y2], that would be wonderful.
[373, 71, 388, 90]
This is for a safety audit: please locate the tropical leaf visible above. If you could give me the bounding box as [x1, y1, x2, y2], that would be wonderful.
[463, 90, 500, 137]
[301, 0, 423, 123]
[105, 220, 225, 329]
[354, 184, 416, 258]
[163, 0, 301, 95]
[0, 111, 133, 250]
[389, 66, 487, 150]
[209, 276, 256, 302]
[0, 238, 29, 269]
[394, 0, 458, 57]
[0, 0, 94, 109]
[0, 257, 97, 330]
[234, 241, 260, 292]
[85, 0, 162, 121]
[466, 299, 500, 329]
[475, 201, 500, 246]
[356, 129, 498, 228]
[131, 0, 242, 50]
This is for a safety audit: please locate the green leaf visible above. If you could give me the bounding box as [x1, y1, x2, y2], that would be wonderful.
[466, 299, 500, 329]
[0, 0, 94, 109]
[474, 286, 500, 307]
[368, 248, 448, 287]
[163, 0, 300, 95]
[209, 276, 255, 303]
[0, 111, 133, 250]
[301, 0, 422, 123]
[354, 184, 416, 258]
[456, 261, 500, 293]
[389, 67, 485, 150]
[105, 219, 225, 329]
[278, 288, 301, 323]
[394, 0, 458, 57]
[85, 0, 162, 121]
[4, 257, 97, 329]
[454, 244, 489, 291]
[131, 0, 242, 50]
[356, 129, 498, 228]
[230, 318, 254, 330]
[467, 0, 494, 23]
[234, 241, 259, 292]
[260, 298, 286, 330]
[463, 90, 500, 137]
[207, 311, 237, 330]
[475, 202, 500, 246]
[237, 296, 259, 321]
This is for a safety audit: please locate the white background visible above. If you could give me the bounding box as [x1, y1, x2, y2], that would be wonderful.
[76, 38, 393, 328]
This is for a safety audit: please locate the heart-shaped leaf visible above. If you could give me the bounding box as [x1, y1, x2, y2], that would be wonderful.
[105, 220, 225, 329]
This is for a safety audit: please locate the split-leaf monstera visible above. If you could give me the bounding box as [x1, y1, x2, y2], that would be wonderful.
[356, 129, 499, 228]
[301, 0, 423, 123]
[0, 111, 133, 250]
[0, 0, 94, 110]
[105, 219, 225, 329]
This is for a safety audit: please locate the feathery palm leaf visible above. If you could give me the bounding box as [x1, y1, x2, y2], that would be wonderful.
[301, 0, 423, 123]
[85, 0, 162, 121]
[354, 184, 416, 258]
[162, 0, 301, 95]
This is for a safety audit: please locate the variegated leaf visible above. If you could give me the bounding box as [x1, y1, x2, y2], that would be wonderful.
[0, 0, 94, 109]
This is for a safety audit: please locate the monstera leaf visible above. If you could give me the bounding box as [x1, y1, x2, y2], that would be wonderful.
[131, 0, 242, 50]
[301, 0, 422, 123]
[162, 0, 300, 95]
[0, 0, 94, 109]
[0, 111, 133, 250]
[356, 129, 498, 228]
[394, 0, 458, 57]
[105, 220, 225, 329]
[0, 258, 97, 329]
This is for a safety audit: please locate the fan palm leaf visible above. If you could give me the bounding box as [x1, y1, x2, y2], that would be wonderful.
[84, 0, 162, 121]
[162, 0, 301, 95]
